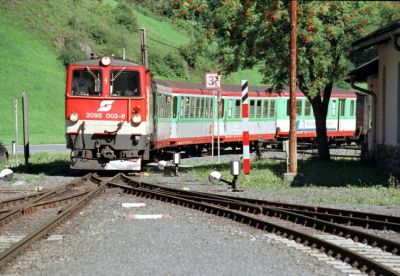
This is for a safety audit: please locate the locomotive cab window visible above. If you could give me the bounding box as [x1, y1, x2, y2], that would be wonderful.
[72, 69, 102, 96]
[110, 70, 140, 97]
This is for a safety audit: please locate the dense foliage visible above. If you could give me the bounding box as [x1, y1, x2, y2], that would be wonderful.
[176, 0, 400, 160]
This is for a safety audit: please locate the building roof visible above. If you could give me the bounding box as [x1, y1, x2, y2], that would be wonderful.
[347, 57, 379, 82]
[352, 19, 400, 51]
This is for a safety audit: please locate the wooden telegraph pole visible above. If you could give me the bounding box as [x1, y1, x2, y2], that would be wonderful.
[289, 0, 298, 173]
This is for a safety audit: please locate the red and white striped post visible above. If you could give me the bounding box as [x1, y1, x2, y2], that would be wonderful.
[241, 80, 250, 174]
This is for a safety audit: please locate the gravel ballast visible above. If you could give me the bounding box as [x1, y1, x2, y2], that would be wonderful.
[1, 167, 399, 275]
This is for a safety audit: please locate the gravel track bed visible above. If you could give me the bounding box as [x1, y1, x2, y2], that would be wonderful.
[1, 160, 398, 275]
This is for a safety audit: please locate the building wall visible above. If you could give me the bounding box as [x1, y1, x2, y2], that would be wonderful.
[377, 42, 400, 146]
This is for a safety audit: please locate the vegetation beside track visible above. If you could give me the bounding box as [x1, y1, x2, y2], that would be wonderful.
[1, 152, 397, 205]
[0, 0, 264, 146]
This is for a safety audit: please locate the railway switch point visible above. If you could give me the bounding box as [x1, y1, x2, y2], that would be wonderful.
[0, 168, 13, 182]
[208, 161, 244, 192]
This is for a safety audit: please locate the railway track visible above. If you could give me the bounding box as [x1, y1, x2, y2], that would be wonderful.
[1, 173, 399, 275]
[0, 173, 111, 270]
[108, 174, 400, 276]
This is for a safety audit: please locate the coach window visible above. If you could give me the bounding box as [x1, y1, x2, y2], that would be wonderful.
[256, 100, 262, 118]
[263, 100, 269, 118]
[350, 100, 355, 117]
[180, 98, 185, 118]
[185, 97, 190, 118]
[235, 100, 241, 118]
[340, 99, 346, 116]
[304, 100, 311, 116]
[228, 99, 233, 118]
[72, 69, 102, 96]
[250, 100, 255, 117]
[165, 96, 172, 117]
[110, 70, 140, 97]
[210, 98, 214, 118]
[269, 100, 275, 118]
[332, 100, 337, 116]
[172, 97, 178, 118]
[296, 99, 302, 115]
[190, 97, 196, 118]
[218, 99, 224, 118]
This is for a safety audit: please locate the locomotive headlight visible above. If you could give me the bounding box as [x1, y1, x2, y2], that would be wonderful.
[101, 56, 111, 66]
[132, 114, 142, 124]
[69, 112, 79, 122]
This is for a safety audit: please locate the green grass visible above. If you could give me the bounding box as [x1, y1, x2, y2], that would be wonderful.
[0, 6, 66, 145]
[1, 152, 399, 205]
[183, 158, 400, 205]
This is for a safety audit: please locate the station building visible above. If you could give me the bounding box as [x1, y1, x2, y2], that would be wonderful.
[348, 19, 400, 174]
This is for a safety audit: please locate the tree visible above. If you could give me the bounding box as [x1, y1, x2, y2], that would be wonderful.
[176, 0, 400, 160]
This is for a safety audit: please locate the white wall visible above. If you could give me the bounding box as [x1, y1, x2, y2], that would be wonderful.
[377, 41, 400, 146]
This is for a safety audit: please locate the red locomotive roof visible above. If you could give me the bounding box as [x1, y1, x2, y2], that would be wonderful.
[68, 57, 141, 67]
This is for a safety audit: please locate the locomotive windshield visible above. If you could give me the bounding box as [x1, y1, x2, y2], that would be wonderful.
[72, 69, 102, 96]
[110, 70, 140, 97]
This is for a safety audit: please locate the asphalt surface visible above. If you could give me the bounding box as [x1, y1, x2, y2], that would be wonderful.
[5, 144, 68, 154]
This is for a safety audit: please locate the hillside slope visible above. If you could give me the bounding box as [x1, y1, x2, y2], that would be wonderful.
[0, 0, 264, 146]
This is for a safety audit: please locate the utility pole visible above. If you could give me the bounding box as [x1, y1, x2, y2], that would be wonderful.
[140, 28, 148, 68]
[289, 0, 298, 173]
[22, 92, 30, 166]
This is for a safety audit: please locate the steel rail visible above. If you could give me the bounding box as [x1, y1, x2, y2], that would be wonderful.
[109, 180, 399, 276]
[121, 174, 400, 231]
[0, 192, 47, 209]
[0, 173, 92, 226]
[0, 173, 113, 268]
[120, 175, 400, 256]
[0, 190, 92, 214]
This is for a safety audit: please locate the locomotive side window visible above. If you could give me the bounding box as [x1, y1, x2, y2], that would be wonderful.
[72, 69, 102, 96]
[111, 70, 140, 97]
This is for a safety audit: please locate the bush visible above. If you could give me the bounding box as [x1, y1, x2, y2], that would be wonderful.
[60, 36, 87, 65]
[114, 2, 138, 32]
[163, 53, 187, 78]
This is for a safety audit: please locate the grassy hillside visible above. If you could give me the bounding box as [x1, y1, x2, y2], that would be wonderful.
[0, 6, 66, 145]
[0, 0, 264, 145]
